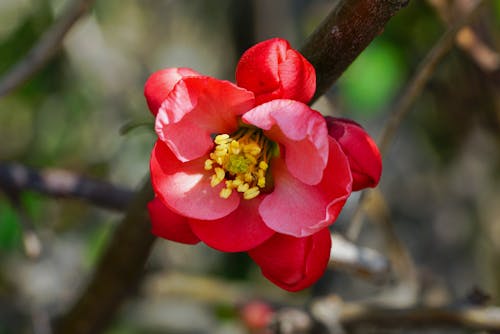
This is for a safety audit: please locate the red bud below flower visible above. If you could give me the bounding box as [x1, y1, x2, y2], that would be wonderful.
[326, 117, 382, 191]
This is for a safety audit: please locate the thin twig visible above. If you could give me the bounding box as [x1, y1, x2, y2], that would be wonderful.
[0, 163, 134, 211]
[378, 0, 484, 156]
[0, 0, 95, 98]
[429, 0, 500, 74]
[305, 295, 500, 332]
[346, 0, 484, 241]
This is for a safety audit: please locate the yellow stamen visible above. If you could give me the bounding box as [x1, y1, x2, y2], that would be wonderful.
[257, 177, 266, 188]
[214, 134, 230, 144]
[243, 187, 260, 200]
[206, 127, 273, 200]
[220, 188, 232, 199]
[237, 183, 249, 193]
[204, 159, 214, 170]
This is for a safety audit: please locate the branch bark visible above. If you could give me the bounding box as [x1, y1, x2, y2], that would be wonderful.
[53, 180, 156, 334]
[300, 0, 409, 102]
[0, 163, 133, 211]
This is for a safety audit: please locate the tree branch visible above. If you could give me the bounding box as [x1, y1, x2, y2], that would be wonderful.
[0, 163, 133, 211]
[300, 0, 409, 102]
[53, 179, 156, 334]
[311, 296, 500, 331]
[0, 0, 95, 98]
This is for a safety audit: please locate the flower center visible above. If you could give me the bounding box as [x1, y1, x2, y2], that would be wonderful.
[204, 127, 273, 200]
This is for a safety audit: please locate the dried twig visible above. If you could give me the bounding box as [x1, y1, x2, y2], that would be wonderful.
[0, 163, 133, 211]
[429, 0, 500, 74]
[0, 0, 95, 98]
[347, 0, 485, 241]
[293, 295, 500, 333]
[378, 0, 484, 156]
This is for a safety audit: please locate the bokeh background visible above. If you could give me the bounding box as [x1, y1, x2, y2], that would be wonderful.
[1, 0, 500, 333]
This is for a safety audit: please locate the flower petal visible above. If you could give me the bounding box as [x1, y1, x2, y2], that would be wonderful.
[248, 228, 332, 292]
[326, 117, 382, 191]
[148, 197, 200, 244]
[150, 140, 240, 220]
[189, 196, 275, 252]
[156, 76, 255, 162]
[242, 99, 328, 185]
[144, 68, 201, 116]
[236, 38, 316, 105]
[259, 138, 352, 237]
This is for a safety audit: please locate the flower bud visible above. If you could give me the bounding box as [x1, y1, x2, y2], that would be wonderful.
[326, 117, 382, 191]
[236, 38, 316, 105]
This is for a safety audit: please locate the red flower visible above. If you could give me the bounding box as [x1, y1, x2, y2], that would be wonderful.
[144, 38, 380, 291]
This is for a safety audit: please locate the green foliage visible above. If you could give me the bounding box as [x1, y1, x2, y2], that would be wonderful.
[0, 200, 22, 252]
[338, 41, 404, 116]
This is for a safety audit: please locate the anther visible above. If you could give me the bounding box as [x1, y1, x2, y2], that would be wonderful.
[207, 128, 273, 200]
[243, 187, 260, 200]
[204, 159, 214, 170]
[220, 188, 232, 199]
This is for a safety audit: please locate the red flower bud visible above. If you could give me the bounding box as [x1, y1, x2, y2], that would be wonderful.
[326, 117, 382, 191]
[236, 38, 316, 105]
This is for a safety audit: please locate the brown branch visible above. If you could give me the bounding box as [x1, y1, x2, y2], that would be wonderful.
[0, 163, 133, 211]
[300, 0, 409, 102]
[0, 0, 95, 98]
[53, 179, 156, 334]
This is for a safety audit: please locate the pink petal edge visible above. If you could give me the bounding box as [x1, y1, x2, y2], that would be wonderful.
[259, 138, 352, 237]
[155, 76, 255, 162]
[242, 99, 329, 185]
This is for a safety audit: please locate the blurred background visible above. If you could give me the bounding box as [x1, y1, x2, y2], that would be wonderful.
[1, 0, 500, 333]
